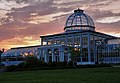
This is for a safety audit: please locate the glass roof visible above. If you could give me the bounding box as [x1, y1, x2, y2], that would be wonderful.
[1, 46, 39, 57]
[64, 9, 95, 31]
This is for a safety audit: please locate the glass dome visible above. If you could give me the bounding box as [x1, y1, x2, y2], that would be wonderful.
[64, 9, 95, 32]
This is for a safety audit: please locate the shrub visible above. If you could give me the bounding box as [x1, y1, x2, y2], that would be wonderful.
[17, 62, 25, 70]
[68, 61, 73, 67]
[41, 61, 48, 67]
[24, 56, 39, 68]
[49, 61, 57, 67]
[59, 61, 67, 67]
[6, 65, 17, 72]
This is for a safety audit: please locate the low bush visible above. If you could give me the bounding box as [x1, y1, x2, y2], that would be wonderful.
[49, 61, 57, 67]
[68, 61, 73, 67]
[6, 65, 17, 72]
[4, 58, 113, 72]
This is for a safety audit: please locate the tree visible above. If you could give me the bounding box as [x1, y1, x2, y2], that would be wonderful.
[0, 48, 4, 63]
[24, 56, 40, 68]
[69, 47, 80, 65]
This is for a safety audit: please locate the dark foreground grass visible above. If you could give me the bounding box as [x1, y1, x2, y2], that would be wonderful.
[0, 67, 120, 83]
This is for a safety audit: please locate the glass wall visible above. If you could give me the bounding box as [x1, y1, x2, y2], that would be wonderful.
[82, 35, 88, 46]
[60, 35, 66, 45]
[90, 34, 95, 62]
[74, 34, 80, 47]
[67, 35, 73, 46]
[82, 47, 88, 62]
[41, 32, 117, 64]
[48, 37, 54, 45]
[98, 44, 120, 63]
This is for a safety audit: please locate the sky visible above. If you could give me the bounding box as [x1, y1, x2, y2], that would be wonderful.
[0, 0, 120, 50]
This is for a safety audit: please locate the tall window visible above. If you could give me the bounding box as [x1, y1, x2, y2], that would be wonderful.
[74, 36, 80, 47]
[48, 38, 54, 45]
[82, 35, 88, 46]
[67, 35, 73, 46]
[90, 34, 94, 46]
[82, 47, 88, 62]
[60, 35, 66, 45]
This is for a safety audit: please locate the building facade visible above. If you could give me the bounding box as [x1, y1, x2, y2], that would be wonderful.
[97, 39, 120, 64]
[1, 46, 39, 66]
[1, 9, 120, 66]
[37, 9, 119, 65]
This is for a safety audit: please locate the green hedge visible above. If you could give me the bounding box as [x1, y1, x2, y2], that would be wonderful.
[4, 57, 112, 72]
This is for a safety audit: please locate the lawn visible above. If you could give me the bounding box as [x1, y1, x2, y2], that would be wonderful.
[0, 67, 120, 83]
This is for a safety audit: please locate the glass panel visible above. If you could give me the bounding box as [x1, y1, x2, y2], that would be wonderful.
[74, 37, 80, 47]
[67, 37, 73, 46]
[82, 47, 88, 62]
[82, 35, 88, 46]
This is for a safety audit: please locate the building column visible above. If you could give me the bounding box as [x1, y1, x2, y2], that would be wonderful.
[59, 47, 64, 62]
[68, 52, 71, 62]
[73, 34, 75, 46]
[44, 49, 48, 63]
[66, 35, 68, 46]
[93, 34, 96, 63]
[60, 36, 61, 45]
[52, 49, 55, 62]
[80, 34, 82, 62]
[38, 49, 43, 61]
[37, 49, 41, 60]
[88, 33, 91, 62]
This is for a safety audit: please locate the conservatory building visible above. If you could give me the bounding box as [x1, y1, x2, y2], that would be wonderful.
[37, 9, 119, 65]
[1, 46, 39, 66]
[1, 9, 120, 66]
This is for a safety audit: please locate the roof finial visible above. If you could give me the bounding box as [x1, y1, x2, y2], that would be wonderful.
[74, 8, 84, 13]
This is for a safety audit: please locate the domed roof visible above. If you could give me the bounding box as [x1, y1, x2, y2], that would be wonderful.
[64, 9, 95, 31]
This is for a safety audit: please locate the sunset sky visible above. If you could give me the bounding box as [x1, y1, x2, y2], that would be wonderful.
[0, 0, 120, 50]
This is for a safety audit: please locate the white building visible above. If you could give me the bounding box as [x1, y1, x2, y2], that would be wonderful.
[1, 46, 39, 66]
[1, 9, 120, 66]
[37, 9, 120, 65]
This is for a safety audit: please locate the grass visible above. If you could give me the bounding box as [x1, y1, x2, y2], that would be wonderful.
[0, 67, 120, 83]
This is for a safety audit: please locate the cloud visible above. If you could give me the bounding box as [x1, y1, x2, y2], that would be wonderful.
[0, 0, 29, 11]
[87, 0, 120, 13]
[0, 0, 120, 49]
[28, 11, 71, 24]
[96, 16, 120, 23]
[0, 35, 40, 49]
[95, 20, 120, 36]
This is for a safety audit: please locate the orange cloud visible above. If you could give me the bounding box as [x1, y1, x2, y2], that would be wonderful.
[0, 0, 120, 50]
